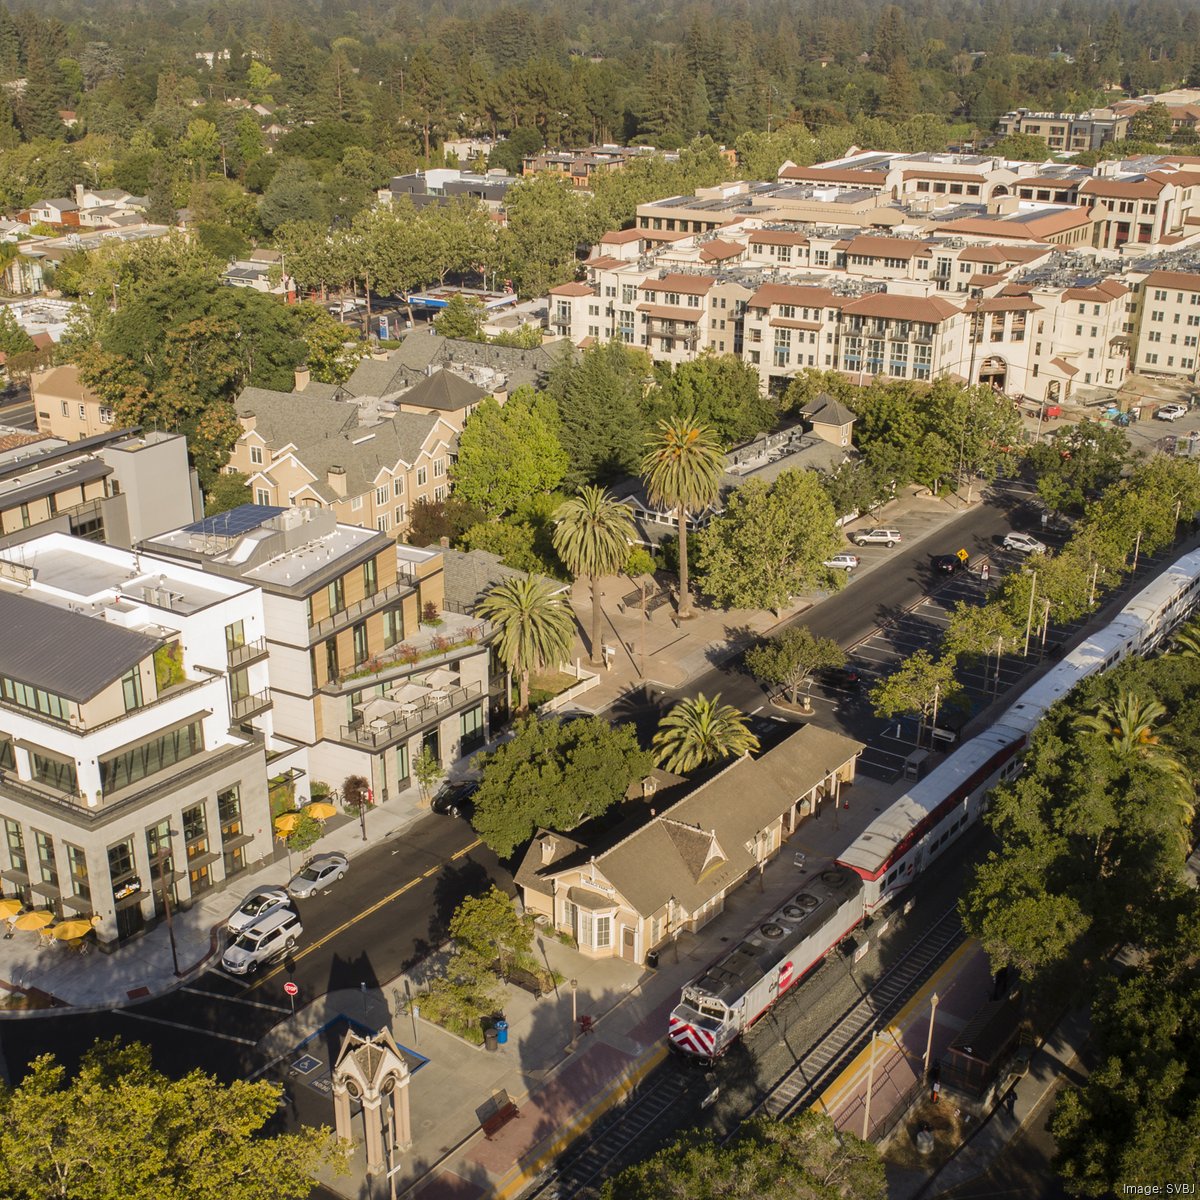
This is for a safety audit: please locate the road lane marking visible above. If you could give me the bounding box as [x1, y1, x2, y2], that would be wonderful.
[115, 1008, 259, 1045]
[246, 837, 483, 992]
[180, 986, 290, 1012]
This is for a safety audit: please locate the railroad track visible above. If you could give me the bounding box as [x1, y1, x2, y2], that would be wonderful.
[758, 904, 965, 1120]
[520, 905, 965, 1199]
[519, 1065, 703, 1200]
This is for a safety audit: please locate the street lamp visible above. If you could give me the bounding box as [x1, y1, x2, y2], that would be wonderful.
[152, 836, 182, 978]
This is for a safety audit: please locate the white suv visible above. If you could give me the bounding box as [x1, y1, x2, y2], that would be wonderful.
[221, 908, 303, 976]
[851, 528, 902, 547]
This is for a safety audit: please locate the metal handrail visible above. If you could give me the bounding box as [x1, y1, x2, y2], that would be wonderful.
[339, 681, 483, 749]
[226, 637, 268, 668]
[308, 578, 414, 645]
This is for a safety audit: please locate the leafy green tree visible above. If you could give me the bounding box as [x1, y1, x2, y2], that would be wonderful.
[448, 884, 537, 976]
[204, 470, 251, 516]
[870, 649, 963, 745]
[286, 811, 323, 853]
[290, 302, 363, 384]
[407, 496, 486, 547]
[413, 744, 444, 803]
[453, 391, 568, 516]
[258, 159, 327, 233]
[500, 173, 589, 297]
[652, 693, 759, 773]
[0, 1039, 346, 1200]
[745, 626, 845, 708]
[603, 1110, 884, 1200]
[471, 715, 651, 856]
[987, 132, 1054, 161]
[477, 573, 575, 715]
[552, 486, 636, 664]
[942, 600, 1020, 693]
[0, 306, 33, 357]
[433, 294, 486, 340]
[15, 50, 65, 142]
[1026, 421, 1130, 516]
[549, 341, 651, 488]
[696, 470, 842, 612]
[1128, 101, 1172, 142]
[1052, 972, 1200, 1197]
[641, 419, 723, 619]
[645, 354, 776, 447]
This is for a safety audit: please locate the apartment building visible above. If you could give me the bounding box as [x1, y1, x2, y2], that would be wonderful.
[636, 273, 750, 364]
[227, 385, 457, 538]
[0, 533, 273, 946]
[0, 428, 201, 549]
[144, 505, 493, 803]
[32, 365, 114, 440]
[996, 107, 1130, 152]
[1129, 269, 1200, 378]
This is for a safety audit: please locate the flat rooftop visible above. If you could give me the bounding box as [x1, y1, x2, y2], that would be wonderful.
[0, 533, 249, 614]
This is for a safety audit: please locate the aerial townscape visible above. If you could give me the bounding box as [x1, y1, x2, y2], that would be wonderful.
[1, 0, 1200, 1197]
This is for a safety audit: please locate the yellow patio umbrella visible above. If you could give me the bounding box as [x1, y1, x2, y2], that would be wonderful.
[51, 917, 98, 941]
[0, 898, 22, 918]
[303, 802, 338, 821]
[11, 910, 53, 931]
[274, 812, 301, 834]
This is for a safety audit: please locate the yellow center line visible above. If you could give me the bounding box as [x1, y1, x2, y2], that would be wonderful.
[247, 837, 482, 992]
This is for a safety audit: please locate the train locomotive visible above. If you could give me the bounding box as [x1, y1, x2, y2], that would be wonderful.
[668, 546, 1200, 1061]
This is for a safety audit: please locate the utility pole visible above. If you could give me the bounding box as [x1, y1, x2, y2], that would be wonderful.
[639, 577, 648, 680]
[1024, 570, 1038, 657]
[863, 1028, 882, 1141]
[1132, 528, 1143, 572]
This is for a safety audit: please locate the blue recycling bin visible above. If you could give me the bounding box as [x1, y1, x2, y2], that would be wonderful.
[496, 1019, 509, 1046]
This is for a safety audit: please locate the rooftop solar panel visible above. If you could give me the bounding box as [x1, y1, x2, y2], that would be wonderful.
[183, 504, 285, 537]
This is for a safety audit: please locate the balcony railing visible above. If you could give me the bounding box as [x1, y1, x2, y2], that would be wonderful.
[226, 637, 268, 669]
[339, 681, 483, 750]
[309, 578, 414, 645]
[231, 689, 273, 721]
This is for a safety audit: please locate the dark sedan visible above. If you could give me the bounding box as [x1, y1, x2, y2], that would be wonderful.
[431, 780, 479, 819]
[931, 553, 969, 574]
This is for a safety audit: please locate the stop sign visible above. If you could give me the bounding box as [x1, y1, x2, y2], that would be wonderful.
[283, 981, 299, 996]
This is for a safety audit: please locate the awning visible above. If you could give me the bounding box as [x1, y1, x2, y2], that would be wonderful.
[29, 880, 61, 899]
[221, 833, 254, 850]
[567, 885, 617, 911]
[186, 851, 220, 870]
[114, 889, 149, 911]
[1, 869, 29, 886]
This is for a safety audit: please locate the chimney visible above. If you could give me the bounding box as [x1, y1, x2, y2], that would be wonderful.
[540, 836, 557, 865]
[439, 536, 450, 548]
[327, 465, 347, 497]
[74, 183, 85, 206]
[239, 413, 257, 433]
[294, 366, 310, 392]
[641, 775, 658, 799]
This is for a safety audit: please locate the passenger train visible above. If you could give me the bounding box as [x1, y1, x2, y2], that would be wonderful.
[667, 546, 1200, 1062]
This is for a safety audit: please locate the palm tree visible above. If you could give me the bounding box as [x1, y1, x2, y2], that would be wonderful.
[1075, 691, 1195, 827]
[1074, 691, 1174, 759]
[552, 486, 636, 666]
[477, 574, 575, 716]
[1172, 617, 1200, 658]
[641, 419, 723, 619]
[652, 693, 760, 774]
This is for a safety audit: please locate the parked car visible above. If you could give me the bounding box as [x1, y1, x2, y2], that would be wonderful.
[823, 553, 861, 572]
[821, 665, 862, 691]
[1003, 532, 1047, 555]
[931, 553, 969, 574]
[221, 908, 303, 975]
[431, 780, 479, 819]
[1155, 402, 1188, 421]
[286, 852, 349, 898]
[227, 885, 293, 934]
[851, 528, 902, 547]
[330, 299, 364, 315]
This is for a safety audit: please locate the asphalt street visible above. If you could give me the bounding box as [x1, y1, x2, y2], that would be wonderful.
[0, 812, 505, 1081]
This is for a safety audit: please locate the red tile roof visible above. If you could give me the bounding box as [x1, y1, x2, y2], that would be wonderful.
[638, 274, 715, 295]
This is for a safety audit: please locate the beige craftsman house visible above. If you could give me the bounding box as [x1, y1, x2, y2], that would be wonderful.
[227, 383, 457, 538]
[517, 725, 863, 964]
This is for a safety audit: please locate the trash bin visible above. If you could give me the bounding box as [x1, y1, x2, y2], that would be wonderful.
[496, 1019, 508, 1046]
[645, 949, 659, 969]
[485, 1027, 498, 1052]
